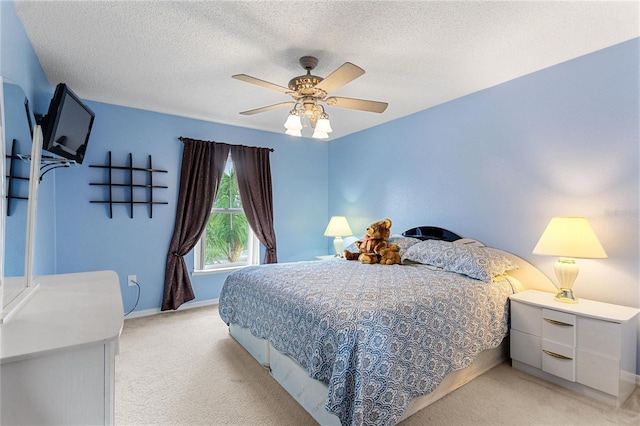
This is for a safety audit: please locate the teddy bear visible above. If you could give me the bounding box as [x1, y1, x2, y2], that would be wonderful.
[378, 244, 401, 265]
[344, 218, 400, 265]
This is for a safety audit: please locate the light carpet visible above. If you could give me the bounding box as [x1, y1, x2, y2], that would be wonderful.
[115, 305, 640, 425]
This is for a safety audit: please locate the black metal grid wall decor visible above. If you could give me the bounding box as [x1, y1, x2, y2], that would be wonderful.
[89, 151, 168, 219]
[5, 139, 29, 216]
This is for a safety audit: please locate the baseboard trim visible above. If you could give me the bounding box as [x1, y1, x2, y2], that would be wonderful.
[124, 298, 219, 320]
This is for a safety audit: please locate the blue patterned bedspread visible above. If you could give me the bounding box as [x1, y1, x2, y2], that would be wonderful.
[218, 259, 515, 425]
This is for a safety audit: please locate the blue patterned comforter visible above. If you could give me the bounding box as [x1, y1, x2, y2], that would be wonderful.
[218, 259, 515, 425]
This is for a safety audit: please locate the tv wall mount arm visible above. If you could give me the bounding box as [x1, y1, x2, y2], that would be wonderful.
[17, 154, 78, 181]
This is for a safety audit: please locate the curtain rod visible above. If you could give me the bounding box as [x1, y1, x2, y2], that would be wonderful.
[178, 136, 274, 152]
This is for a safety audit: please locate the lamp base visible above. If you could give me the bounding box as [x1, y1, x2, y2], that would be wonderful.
[553, 258, 579, 303]
[554, 288, 578, 304]
[333, 236, 344, 258]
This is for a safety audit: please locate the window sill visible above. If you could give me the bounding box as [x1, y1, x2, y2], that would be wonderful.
[192, 264, 254, 276]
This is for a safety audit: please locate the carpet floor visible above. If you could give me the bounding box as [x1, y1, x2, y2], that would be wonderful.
[115, 305, 640, 425]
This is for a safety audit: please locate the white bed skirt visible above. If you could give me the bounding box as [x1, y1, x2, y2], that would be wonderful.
[229, 323, 508, 424]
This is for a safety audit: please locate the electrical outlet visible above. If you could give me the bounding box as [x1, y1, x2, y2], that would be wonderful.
[127, 275, 137, 286]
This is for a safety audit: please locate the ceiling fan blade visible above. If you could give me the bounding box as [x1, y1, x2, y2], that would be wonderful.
[239, 101, 295, 115]
[325, 96, 388, 113]
[232, 74, 291, 94]
[315, 62, 365, 94]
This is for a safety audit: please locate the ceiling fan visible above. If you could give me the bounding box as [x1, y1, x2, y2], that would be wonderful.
[232, 56, 388, 138]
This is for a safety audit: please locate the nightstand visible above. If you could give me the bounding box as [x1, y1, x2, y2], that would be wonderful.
[509, 290, 639, 407]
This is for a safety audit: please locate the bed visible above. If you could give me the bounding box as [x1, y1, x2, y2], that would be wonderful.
[218, 227, 556, 425]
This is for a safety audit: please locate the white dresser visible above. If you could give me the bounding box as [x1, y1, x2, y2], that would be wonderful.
[509, 290, 639, 407]
[1, 271, 123, 425]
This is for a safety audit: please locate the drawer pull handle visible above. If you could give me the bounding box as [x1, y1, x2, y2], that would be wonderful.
[543, 318, 573, 327]
[543, 350, 573, 360]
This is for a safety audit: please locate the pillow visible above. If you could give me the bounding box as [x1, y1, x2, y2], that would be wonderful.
[387, 235, 422, 257]
[401, 239, 517, 282]
[344, 240, 358, 253]
[342, 236, 358, 252]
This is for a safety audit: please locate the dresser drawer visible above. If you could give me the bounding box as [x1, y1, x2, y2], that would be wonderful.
[511, 329, 541, 368]
[577, 317, 621, 358]
[542, 340, 575, 382]
[542, 308, 576, 346]
[511, 301, 541, 335]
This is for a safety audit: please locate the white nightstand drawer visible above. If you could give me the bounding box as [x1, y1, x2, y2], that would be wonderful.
[542, 340, 575, 382]
[511, 302, 541, 335]
[510, 329, 541, 368]
[576, 349, 620, 396]
[542, 308, 576, 346]
[577, 317, 621, 358]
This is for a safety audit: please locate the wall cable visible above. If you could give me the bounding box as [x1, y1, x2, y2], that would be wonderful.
[124, 280, 141, 316]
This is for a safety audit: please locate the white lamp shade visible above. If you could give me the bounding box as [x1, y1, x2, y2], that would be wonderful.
[533, 217, 607, 259]
[284, 114, 302, 130]
[324, 216, 353, 237]
[315, 117, 333, 133]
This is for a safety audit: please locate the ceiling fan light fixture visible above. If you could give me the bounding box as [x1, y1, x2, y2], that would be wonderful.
[315, 112, 333, 133]
[235, 55, 387, 140]
[284, 109, 302, 131]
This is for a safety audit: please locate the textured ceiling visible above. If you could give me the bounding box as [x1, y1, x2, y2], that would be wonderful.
[14, 1, 639, 140]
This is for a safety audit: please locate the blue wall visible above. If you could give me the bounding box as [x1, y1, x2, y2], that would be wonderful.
[329, 38, 638, 307]
[329, 38, 640, 371]
[0, 0, 51, 108]
[53, 102, 328, 313]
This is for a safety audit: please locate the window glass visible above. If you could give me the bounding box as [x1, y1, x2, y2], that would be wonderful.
[195, 157, 258, 271]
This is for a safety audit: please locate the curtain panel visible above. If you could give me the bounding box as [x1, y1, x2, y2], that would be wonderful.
[230, 145, 278, 264]
[162, 138, 277, 311]
[162, 139, 230, 311]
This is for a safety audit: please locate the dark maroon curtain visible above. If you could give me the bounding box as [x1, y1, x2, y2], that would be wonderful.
[162, 139, 230, 311]
[230, 145, 278, 264]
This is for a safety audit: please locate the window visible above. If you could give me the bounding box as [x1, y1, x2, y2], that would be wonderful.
[194, 156, 259, 272]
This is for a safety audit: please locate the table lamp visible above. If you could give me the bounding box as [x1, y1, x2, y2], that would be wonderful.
[324, 216, 353, 257]
[533, 217, 607, 303]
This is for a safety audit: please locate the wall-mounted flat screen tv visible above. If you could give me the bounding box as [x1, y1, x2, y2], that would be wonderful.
[42, 83, 95, 164]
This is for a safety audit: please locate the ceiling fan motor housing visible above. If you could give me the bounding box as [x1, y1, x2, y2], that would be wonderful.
[288, 56, 326, 97]
[288, 75, 324, 95]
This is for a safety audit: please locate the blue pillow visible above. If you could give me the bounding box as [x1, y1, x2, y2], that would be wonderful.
[401, 239, 517, 282]
[387, 235, 421, 257]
